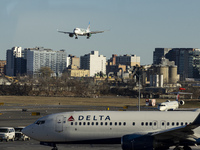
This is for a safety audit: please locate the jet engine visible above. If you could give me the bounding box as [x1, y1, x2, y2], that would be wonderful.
[87, 33, 91, 39]
[179, 100, 185, 105]
[121, 134, 154, 150]
[69, 33, 74, 37]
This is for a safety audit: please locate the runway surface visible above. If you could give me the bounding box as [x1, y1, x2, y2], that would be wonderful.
[0, 103, 199, 150]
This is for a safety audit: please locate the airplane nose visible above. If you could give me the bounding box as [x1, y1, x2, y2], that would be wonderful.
[22, 125, 32, 137]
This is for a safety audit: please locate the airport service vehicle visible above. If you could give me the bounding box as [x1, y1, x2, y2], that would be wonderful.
[0, 127, 15, 142]
[22, 110, 200, 150]
[14, 127, 30, 141]
[57, 22, 105, 39]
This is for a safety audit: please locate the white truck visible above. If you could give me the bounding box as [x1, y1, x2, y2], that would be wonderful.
[0, 127, 15, 142]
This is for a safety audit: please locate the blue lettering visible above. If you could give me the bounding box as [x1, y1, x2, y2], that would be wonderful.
[78, 115, 111, 121]
[99, 115, 104, 120]
[78, 115, 84, 120]
[105, 116, 110, 121]
[93, 116, 97, 121]
[86, 115, 91, 120]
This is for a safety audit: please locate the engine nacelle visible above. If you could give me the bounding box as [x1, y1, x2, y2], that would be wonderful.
[121, 134, 154, 150]
[179, 100, 185, 105]
[87, 33, 91, 38]
[69, 33, 74, 37]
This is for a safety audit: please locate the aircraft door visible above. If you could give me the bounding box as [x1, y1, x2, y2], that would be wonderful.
[55, 115, 64, 132]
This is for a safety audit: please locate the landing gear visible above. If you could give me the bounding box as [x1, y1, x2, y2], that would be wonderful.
[183, 145, 192, 150]
[75, 36, 78, 39]
[173, 146, 183, 150]
[51, 143, 58, 150]
[87, 36, 90, 39]
[52, 147, 58, 150]
[173, 145, 192, 150]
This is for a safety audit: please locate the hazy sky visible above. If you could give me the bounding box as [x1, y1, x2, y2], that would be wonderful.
[1, 0, 200, 65]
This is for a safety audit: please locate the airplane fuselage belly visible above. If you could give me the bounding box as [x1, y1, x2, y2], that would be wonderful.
[66, 124, 142, 142]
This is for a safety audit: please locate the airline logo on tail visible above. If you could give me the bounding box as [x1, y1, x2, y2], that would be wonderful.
[86, 22, 90, 32]
[176, 87, 186, 101]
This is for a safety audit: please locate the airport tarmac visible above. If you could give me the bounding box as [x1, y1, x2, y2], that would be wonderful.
[0, 103, 199, 150]
[0, 140, 199, 150]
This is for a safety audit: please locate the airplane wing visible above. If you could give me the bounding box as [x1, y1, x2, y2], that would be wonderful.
[152, 113, 200, 144]
[57, 30, 74, 34]
[89, 30, 105, 34]
[169, 92, 193, 95]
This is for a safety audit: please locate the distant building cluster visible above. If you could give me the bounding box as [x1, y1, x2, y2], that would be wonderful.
[3, 46, 200, 88]
[153, 48, 200, 80]
[5, 47, 140, 78]
[6, 47, 67, 77]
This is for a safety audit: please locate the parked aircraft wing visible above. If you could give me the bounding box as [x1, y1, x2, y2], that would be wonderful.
[152, 113, 200, 142]
[170, 92, 193, 95]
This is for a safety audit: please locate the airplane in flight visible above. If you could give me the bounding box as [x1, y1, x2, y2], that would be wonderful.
[57, 22, 105, 39]
[158, 88, 192, 111]
[22, 110, 200, 150]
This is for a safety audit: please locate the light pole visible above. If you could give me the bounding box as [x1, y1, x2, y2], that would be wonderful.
[135, 68, 143, 111]
[138, 74, 141, 111]
[135, 73, 141, 111]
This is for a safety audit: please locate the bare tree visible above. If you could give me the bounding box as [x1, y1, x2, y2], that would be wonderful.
[39, 67, 54, 78]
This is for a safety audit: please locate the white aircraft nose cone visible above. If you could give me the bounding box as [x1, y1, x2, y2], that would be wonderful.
[22, 126, 32, 137]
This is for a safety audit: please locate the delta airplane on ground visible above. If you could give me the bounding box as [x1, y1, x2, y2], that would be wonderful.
[22, 110, 200, 150]
[57, 22, 105, 39]
[158, 88, 192, 111]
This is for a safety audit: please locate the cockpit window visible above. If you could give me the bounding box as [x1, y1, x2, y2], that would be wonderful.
[159, 104, 166, 107]
[35, 120, 45, 125]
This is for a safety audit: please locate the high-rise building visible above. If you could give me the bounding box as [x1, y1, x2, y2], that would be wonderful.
[153, 48, 172, 65]
[26, 47, 67, 76]
[6, 47, 26, 76]
[115, 54, 140, 67]
[0, 60, 6, 74]
[153, 48, 200, 79]
[67, 55, 80, 69]
[80, 51, 106, 77]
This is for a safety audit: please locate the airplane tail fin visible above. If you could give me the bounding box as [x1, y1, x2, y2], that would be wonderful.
[87, 21, 90, 32]
[176, 93, 180, 101]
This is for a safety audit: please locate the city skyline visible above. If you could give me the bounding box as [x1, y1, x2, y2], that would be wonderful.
[1, 0, 200, 65]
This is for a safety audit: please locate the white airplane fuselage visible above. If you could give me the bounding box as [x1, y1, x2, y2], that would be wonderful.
[158, 101, 179, 111]
[22, 111, 200, 144]
[74, 28, 89, 36]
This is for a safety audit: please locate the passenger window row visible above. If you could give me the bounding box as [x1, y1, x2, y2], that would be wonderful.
[70, 122, 127, 126]
[70, 121, 191, 127]
[141, 122, 191, 126]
